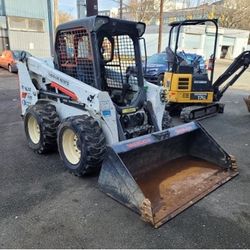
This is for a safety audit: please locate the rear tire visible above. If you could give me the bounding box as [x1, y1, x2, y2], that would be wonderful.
[24, 103, 60, 154]
[57, 115, 106, 176]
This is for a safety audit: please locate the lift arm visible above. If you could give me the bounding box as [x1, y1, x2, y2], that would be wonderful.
[213, 50, 250, 101]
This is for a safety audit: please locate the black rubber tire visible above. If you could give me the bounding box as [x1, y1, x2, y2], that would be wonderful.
[162, 111, 172, 129]
[57, 115, 106, 176]
[24, 103, 60, 154]
[157, 74, 164, 86]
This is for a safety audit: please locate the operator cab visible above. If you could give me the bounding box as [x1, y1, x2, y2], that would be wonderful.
[54, 16, 146, 109]
[54, 16, 157, 139]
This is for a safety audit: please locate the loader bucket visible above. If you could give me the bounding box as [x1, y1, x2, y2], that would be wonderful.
[244, 95, 250, 112]
[98, 122, 238, 228]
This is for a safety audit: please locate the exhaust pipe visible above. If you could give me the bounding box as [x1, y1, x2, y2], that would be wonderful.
[98, 122, 238, 228]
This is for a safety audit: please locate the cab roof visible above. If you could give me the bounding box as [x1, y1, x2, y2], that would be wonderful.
[169, 19, 218, 27]
[56, 15, 146, 37]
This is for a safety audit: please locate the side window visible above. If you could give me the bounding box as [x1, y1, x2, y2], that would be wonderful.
[56, 28, 95, 85]
[57, 33, 74, 64]
[102, 35, 138, 90]
[101, 37, 113, 62]
[77, 35, 91, 59]
[65, 34, 74, 59]
[58, 29, 93, 64]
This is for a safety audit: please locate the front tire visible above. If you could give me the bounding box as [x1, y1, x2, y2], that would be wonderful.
[57, 115, 106, 176]
[24, 104, 60, 154]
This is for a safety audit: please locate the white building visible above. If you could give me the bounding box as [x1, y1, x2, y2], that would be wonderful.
[0, 0, 54, 56]
[144, 24, 250, 60]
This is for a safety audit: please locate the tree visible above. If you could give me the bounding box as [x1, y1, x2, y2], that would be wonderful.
[58, 10, 74, 25]
[213, 0, 250, 30]
[126, 0, 160, 24]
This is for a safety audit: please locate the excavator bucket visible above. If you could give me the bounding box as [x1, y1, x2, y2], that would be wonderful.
[98, 122, 238, 228]
[244, 95, 250, 112]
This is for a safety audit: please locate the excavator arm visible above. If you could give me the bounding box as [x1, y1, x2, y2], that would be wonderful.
[213, 50, 250, 101]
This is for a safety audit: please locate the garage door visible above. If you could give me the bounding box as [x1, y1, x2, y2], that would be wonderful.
[222, 36, 235, 46]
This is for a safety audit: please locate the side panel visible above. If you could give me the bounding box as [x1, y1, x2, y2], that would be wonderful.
[27, 57, 101, 111]
[98, 91, 119, 144]
[144, 81, 165, 130]
[164, 72, 213, 103]
[169, 91, 214, 103]
[17, 62, 38, 115]
[165, 73, 193, 92]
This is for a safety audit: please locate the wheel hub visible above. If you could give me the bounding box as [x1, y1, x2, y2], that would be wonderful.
[27, 115, 40, 144]
[62, 128, 81, 165]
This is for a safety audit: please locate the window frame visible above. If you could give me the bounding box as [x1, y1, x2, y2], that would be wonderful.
[8, 16, 45, 33]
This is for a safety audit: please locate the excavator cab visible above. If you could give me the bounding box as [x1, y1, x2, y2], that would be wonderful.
[54, 16, 146, 110]
[163, 19, 218, 107]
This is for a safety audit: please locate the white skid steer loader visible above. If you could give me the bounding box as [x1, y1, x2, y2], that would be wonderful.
[17, 16, 238, 228]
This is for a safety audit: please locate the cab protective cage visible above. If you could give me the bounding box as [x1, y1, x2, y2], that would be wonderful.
[54, 15, 146, 92]
[168, 19, 218, 84]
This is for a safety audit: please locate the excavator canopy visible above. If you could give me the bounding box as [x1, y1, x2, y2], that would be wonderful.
[99, 122, 238, 228]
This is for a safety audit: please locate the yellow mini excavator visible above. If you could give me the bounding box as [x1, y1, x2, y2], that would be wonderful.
[163, 19, 250, 122]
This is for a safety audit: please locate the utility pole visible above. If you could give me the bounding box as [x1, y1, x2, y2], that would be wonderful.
[47, 0, 54, 56]
[157, 0, 164, 53]
[120, 0, 123, 19]
[77, 0, 86, 18]
[86, 0, 98, 16]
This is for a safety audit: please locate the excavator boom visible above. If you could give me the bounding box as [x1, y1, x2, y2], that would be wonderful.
[213, 51, 250, 101]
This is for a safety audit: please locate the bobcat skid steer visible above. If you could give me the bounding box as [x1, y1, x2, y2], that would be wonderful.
[17, 16, 238, 228]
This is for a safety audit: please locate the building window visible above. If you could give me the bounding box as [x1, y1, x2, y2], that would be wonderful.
[28, 19, 44, 32]
[8, 16, 26, 30]
[8, 16, 45, 32]
[0, 16, 7, 29]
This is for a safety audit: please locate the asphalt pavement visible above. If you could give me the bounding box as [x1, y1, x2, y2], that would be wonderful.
[0, 65, 249, 248]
